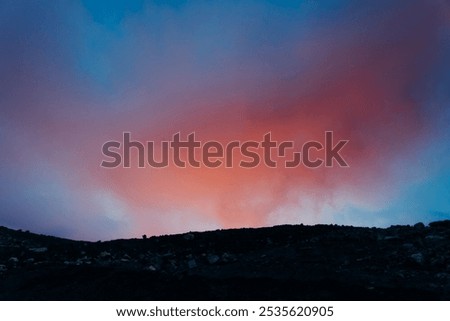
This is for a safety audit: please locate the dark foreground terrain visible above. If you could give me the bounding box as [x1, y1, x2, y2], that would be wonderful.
[1, 221, 450, 300]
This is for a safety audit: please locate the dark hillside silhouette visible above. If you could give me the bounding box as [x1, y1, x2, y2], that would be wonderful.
[0, 222, 449, 300]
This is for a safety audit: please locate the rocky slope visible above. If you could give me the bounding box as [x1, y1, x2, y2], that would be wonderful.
[1, 221, 450, 300]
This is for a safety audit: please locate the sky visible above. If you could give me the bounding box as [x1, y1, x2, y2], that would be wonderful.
[0, 0, 449, 241]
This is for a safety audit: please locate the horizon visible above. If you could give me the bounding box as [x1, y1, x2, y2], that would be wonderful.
[0, 218, 447, 243]
[1, 0, 450, 241]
